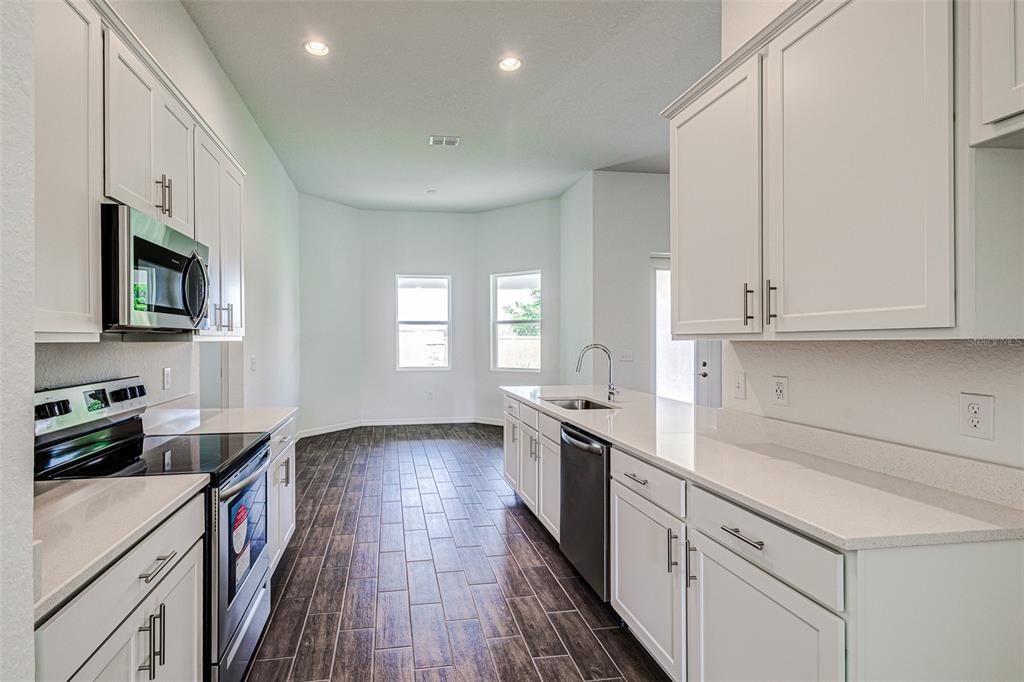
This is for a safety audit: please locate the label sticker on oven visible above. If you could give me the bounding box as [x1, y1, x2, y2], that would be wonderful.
[233, 505, 249, 553]
[235, 542, 250, 579]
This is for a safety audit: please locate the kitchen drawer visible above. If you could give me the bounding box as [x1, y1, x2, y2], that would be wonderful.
[270, 413, 297, 459]
[539, 412, 560, 444]
[518, 403, 539, 430]
[688, 486, 844, 611]
[502, 395, 519, 418]
[35, 492, 205, 681]
[610, 448, 686, 519]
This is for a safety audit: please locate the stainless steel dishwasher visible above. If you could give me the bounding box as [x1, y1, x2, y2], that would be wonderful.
[559, 424, 611, 601]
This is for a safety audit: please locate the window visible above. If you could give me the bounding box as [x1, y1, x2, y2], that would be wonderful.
[492, 271, 541, 371]
[396, 275, 451, 370]
[653, 261, 695, 402]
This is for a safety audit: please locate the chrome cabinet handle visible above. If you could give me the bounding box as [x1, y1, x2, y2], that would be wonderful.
[139, 551, 177, 584]
[512, 424, 517, 443]
[225, 302, 234, 331]
[166, 176, 173, 218]
[154, 174, 167, 214]
[138, 613, 157, 679]
[211, 303, 221, 330]
[765, 279, 778, 325]
[666, 529, 679, 573]
[721, 525, 765, 551]
[742, 282, 754, 326]
[280, 458, 291, 486]
[156, 602, 166, 667]
[685, 540, 697, 588]
[623, 472, 648, 486]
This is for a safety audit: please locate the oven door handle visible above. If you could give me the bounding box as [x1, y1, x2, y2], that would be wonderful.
[219, 452, 271, 502]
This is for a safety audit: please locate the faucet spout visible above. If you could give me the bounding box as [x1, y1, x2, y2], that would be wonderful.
[575, 343, 617, 402]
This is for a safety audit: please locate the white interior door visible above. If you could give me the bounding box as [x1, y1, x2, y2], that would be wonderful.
[687, 530, 845, 682]
[670, 55, 762, 335]
[979, 0, 1024, 124]
[765, 0, 954, 332]
[610, 481, 685, 681]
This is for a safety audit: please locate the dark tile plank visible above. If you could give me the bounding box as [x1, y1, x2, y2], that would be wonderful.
[284, 556, 324, 600]
[410, 603, 453, 668]
[332, 629, 373, 681]
[325, 534, 354, 566]
[310, 562, 349, 614]
[470, 584, 517, 638]
[247, 657, 292, 682]
[523, 566, 574, 612]
[376, 590, 413, 648]
[534, 538, 577, 579]
[487, 636, 540, 682]
[300, 526, 332, 558]
[558, 577, 619, 628]
[291, 612, 340, 681]
[355, 514, 380, 543]
[507, 596, 566, 657]
[505, 533, 544, 568]
[458, 546, 496, 585]
[533, 656, 583, 681]
[447, 619, 498, 681]
[476, 525, 510, 557]
[436, 571, 477, 621]
[548, 611, 620, 680]
[407, 560, 441, 605]
[378, 551, 409, 592]
[374, 647, 414, 682]
[340, 578, 377, 629]
[595, 628, 672, 681]
[414, 667, 457, 681]
[349, 542, 379, 579]
[258, 597, 309, 658]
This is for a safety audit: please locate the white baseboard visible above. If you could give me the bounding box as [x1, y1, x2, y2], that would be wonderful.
[297, 416, 503, 440]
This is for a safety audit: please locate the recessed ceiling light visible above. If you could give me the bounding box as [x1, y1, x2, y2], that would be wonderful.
[498, 56, 522, 72]
[304, 40, 329, 56]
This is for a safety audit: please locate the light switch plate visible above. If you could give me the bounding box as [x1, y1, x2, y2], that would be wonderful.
[733, 372, 747, 400]
[162, 367, 171, 390]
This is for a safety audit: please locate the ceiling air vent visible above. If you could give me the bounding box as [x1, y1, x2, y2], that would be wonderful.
[428, 135, 461, 147]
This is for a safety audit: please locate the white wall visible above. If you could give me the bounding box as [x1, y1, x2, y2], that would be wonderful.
[721, 0, 792, 57]
[475, 200, 562, 418]
[0, 1, 36, 675]
[559, 173, 594, 384]
[593, 171, 670, 392]
[109, 0, 301, 410]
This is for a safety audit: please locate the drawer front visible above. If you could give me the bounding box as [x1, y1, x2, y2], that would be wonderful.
[688, 486, 844, 611]
[502, 395, 519, 418]
[518, 403, 539, 430]
[35, 493, 205, 681]
[270, 413, 297, 459]
[610, 448, 686, 519]
[539, 412, 560, 444]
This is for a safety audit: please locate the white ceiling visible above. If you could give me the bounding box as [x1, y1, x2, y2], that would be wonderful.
[183, 0, 721, 212]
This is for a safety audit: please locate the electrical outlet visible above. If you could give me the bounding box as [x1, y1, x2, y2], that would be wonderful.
[250, 356, 257, 373]
[771, 376, 789, 406]
[162, 367, 171, 390]
[426, 391, 433, 400]
[733, 372, 747, 400]
[617, 350, 634, 363]
[959, 393, 994, 440]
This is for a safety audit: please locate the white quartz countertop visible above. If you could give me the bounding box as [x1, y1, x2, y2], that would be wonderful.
[144, 396, 296, 436]
[501, 385, 1024, 550]
[33, 475, 208, 624]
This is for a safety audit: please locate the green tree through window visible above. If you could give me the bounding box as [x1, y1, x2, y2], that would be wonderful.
[503, 288, 541, 336]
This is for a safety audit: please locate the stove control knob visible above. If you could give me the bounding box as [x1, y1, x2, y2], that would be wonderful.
[110, 388, 130, 402]
[54, 399, 72, 416]
[34, 404, 50, 421]
[135, 385, 147, 397]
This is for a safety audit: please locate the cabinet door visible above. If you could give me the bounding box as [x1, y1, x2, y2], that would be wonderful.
[219, 162, 244, 336]
[149, 541, 203, 681]
[765, 0, 953, 332]
[267, 450, 282, 568]
[979, 0, 1024, 124]
[687, 530, 845, 682]
[105, 31, 157, 215]
[34, 0, 104, 338]
[518, 425, 540, 512]
[194, 128, 223, 335]
[670, 55, 762, 335]
[277, 444, 297, 558]
[610, 481, 684, 681]
[70, 608, 147, 681]
[154, 90, 195, 235]
[537, 436, 561, 540]
[503, 415, 520, 487]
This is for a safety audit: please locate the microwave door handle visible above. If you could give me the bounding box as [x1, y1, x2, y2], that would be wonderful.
[181, 253, 209, 326]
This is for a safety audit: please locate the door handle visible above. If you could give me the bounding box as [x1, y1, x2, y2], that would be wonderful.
[281, 458, 291, 486]
[721, 525, 765, 551]
[139, 551, 177, 584]
[666, 529, 679, 573]
[224, 302, 235, 332]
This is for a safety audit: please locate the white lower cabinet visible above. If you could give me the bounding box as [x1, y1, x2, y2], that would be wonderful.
[610, 481, 686, 681]
[268, 442, 297, 570]
[537, 435, 561, 540]
[502, 413, 520, 488]
[71, 540, 204, 682]
[518, 424, 540, 513]
[687, 529, 845, 682]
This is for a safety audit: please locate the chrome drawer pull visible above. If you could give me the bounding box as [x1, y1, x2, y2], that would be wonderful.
[623, 472, 648, 486]
[139, 550, 177, 584]
[666, 529, 679, 573]
[721, 525, 765, 551]
[685, 540, 697, 588]
[138, 613, 157, 679]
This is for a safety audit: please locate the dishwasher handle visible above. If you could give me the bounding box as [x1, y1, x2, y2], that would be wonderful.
[560, 427, 606, 455]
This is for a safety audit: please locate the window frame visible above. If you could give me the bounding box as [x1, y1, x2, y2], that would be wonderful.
[395, 274, 452, 371]
[490, 269, 542, 373]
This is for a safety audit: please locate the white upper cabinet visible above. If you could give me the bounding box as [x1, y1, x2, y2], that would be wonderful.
[219, 162, 245, 336]
[34, 0, 104, 341]
[977, 0, 1024, 126]
[105, 31, 195, 235]
[670, 55, 762, 335]
[194, 129, 224, 332]
[764, 0, 954, 333]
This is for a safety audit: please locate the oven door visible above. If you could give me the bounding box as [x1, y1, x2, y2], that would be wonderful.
[105, 205, 210, 330]
[215, 446, 271, 658]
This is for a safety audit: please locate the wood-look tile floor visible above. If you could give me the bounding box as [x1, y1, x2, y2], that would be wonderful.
[247, 424, 670, 682]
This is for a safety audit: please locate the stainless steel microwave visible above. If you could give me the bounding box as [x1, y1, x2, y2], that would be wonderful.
[102, 204, 211, 332]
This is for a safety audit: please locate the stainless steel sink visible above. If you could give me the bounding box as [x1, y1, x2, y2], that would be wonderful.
[543, 398, 618, 410]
